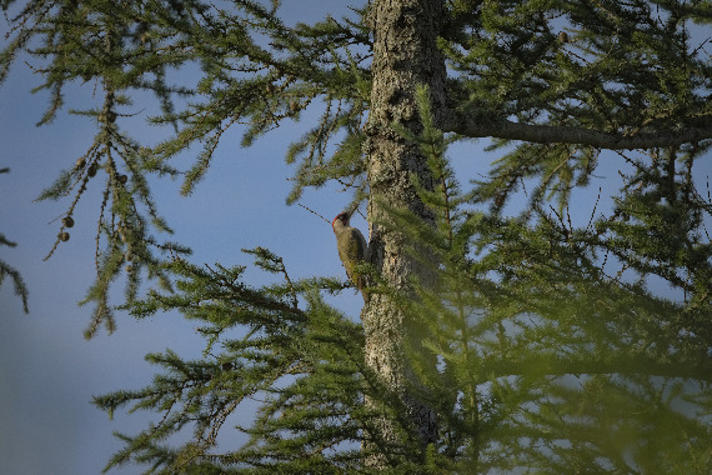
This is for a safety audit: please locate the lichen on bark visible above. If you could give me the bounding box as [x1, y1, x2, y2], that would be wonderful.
[362, 0, 447, 465]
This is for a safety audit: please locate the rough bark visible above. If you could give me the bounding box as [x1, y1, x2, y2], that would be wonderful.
[363, 0, 446, 466]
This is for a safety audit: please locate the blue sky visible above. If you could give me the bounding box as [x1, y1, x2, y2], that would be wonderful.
[2, 2, 710, 474]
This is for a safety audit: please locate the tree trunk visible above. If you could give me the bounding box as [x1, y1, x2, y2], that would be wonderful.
[363, 0, 447, 466]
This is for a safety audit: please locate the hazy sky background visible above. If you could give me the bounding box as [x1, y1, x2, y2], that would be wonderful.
[2, 2, 711, 474]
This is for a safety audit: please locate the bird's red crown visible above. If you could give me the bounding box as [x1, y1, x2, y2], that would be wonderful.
[332, 212, 348, 229]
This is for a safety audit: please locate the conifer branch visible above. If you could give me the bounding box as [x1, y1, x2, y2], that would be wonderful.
[0, 259, 28, 313]
[444, 113, 712, 150]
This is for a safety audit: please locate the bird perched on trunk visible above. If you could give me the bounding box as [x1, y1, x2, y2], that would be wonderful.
[332, 211, 369, 300]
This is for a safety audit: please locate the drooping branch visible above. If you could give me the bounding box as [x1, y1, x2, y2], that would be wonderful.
[444, 113, 712, 150]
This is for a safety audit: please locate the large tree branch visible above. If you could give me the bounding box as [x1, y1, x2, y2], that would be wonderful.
[483, 354, 712, 382]
[444, 112, 712, 150]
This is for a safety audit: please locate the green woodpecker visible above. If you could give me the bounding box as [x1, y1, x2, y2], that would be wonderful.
[332, 211, 368, 299]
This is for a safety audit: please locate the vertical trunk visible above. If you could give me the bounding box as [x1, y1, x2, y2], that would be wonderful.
[363, 0, 447, 466]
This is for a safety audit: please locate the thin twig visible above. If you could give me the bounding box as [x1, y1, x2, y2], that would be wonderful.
[298, 202, 330, 224]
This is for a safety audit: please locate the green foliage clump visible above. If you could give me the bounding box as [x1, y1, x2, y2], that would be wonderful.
[94, 250, 434, 473]
[385, 86, 712, 473]
[0, 167, 28, 313]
